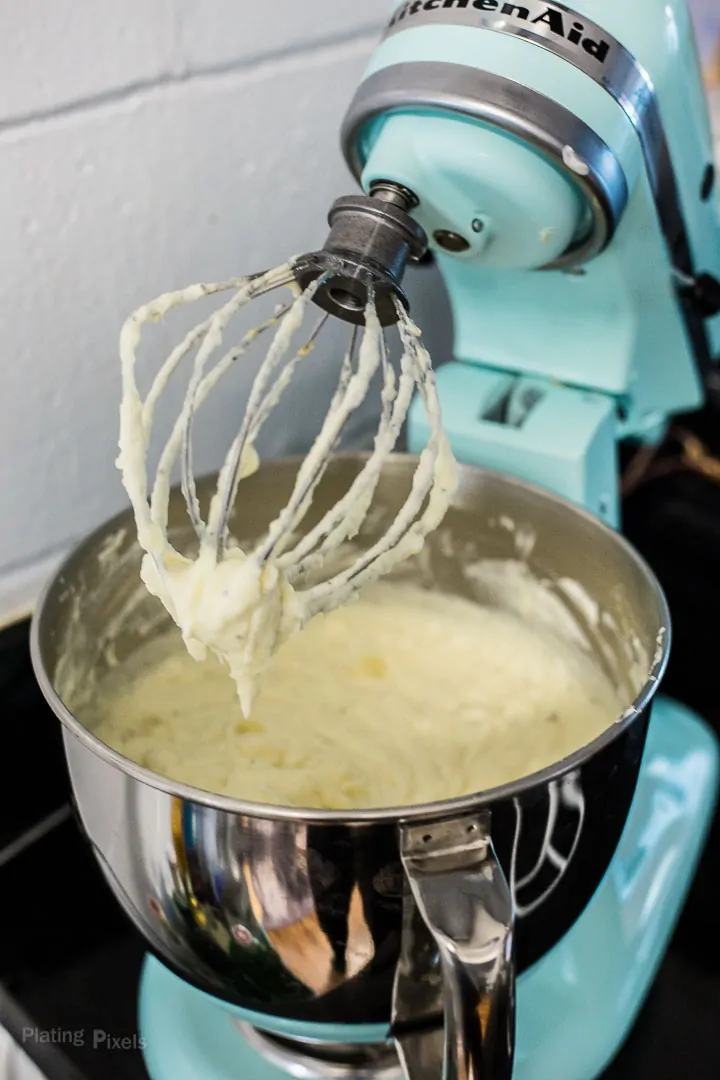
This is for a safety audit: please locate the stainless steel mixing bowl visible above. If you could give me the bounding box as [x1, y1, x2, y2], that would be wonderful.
[30, 455, 669, 1080]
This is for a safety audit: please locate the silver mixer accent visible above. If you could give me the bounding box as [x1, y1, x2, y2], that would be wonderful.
[394, 816, 515, 1080]
[341, 66, 628, 270]
[236, 1025, 401, 1080]
[238, 814, 516, 1080]
[296, 181, 428, 326]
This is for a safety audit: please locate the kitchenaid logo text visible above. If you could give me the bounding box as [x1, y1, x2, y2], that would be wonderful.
[387, 1, 611, 66]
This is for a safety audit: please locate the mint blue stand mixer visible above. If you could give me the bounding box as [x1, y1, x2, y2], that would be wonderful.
[147, 0, 720, 1076]
[46, 2, 720, 1078]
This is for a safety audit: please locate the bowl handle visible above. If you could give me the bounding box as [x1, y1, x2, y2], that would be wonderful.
[391, 813, 515, 1080]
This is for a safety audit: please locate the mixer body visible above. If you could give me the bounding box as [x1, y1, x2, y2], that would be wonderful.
[337, 0, 720, 523]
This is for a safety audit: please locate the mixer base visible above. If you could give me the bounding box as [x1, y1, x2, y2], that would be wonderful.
[139, 696, 718, 1080]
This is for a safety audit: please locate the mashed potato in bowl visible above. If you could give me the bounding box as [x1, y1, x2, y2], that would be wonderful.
[80, 580, 622, 811]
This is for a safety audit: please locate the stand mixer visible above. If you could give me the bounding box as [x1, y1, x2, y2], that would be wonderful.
[30, 2, 720, 1079]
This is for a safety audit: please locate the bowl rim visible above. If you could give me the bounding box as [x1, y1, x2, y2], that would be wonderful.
[29, 452, 671, 824]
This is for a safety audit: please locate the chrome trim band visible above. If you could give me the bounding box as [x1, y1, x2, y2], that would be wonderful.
[235, 1024, 401, 1080]
[385, 1, 649, 113]
[378, 1, 689, 274]
[341, 63, 628, 269]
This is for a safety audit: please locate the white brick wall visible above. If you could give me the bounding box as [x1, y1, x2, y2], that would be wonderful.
[0, 1, 392, 124]
[0, 3, 392, 624]
[0, 1, 177, 124]
[175, 0, 391, 74]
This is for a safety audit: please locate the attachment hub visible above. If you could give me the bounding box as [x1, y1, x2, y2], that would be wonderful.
[295, 182, 428, 326]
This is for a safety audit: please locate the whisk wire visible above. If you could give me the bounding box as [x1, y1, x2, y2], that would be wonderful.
[206, 274, 331, 556]
[302, 296, 449, 612]
[139, 269, 297, 535]
[179, 301, 294, 536]
[245, 309, 330, 451]
[255, 283, 388, 565]
[119, 255, 455, 659]
[280, 325, 409, 575]
[179, 283, 265, 536]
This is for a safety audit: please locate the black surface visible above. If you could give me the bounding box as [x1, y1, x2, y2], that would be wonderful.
[0, 620, 69, 853]
[2, 411, 720, 1078]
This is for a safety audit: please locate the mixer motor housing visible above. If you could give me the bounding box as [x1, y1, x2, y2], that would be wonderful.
[340, 0, 720, 526]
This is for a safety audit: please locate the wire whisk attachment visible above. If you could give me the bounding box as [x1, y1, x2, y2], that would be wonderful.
[117, 186, 457, 713]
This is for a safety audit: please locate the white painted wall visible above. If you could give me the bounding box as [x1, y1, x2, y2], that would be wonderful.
[0, 1, 402, 624]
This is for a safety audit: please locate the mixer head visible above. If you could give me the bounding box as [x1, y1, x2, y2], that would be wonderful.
[303, 0, 720, 532]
